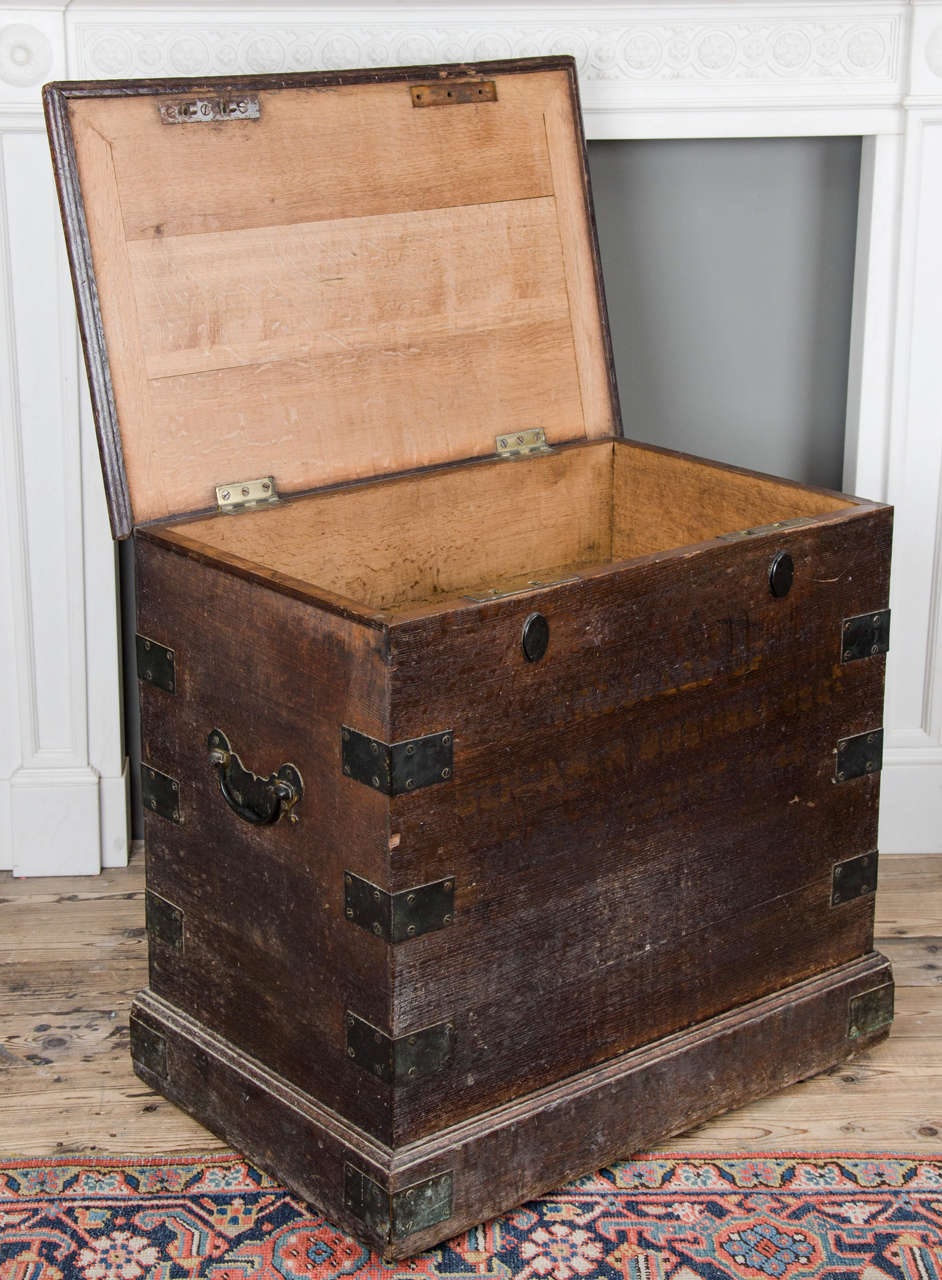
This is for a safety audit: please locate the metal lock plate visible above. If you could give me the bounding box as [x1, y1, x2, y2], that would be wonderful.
[831, 851, 879, 907]
[141, 764, 182, 822]
[841, 610, 891, 663]
[835, 729, 883, 782]
[136, 634, 175, 693]
[344, 872, 455, 943]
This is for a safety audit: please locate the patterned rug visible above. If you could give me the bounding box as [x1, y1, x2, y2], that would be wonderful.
[1, 1153, 940, 1280]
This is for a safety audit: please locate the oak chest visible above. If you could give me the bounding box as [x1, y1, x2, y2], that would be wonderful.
[45, 57, 894, 1259]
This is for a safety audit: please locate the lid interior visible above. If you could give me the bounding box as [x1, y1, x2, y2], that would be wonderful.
[55, 62, 618, 532]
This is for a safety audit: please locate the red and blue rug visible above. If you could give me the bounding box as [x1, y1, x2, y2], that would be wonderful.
[1, 1153, 940, 1279]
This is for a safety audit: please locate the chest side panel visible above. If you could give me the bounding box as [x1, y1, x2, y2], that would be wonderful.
[383, 506, 892, 1142]
[134, 536, 395, 1140]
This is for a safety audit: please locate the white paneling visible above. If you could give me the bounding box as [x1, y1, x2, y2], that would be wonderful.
[0, 0, 938, 868]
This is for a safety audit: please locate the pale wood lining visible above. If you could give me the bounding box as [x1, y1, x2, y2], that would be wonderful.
[612, 443, 852, 560]
[164, 442, 856, 613]
[67, 69, 617, 527]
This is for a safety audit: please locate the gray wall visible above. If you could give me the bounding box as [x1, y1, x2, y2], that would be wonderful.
[587, 137, 861, 490]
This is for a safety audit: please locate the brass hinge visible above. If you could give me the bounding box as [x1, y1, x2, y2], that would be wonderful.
[215, 476, 279, 515]
[344, 1165, 454, 1241]
[160, 94, 260, 125]
[411, 80, 496, 108]
[345, 1013, 455, 1084]
[344, 872, 455, 943]
[496, 428, 552, 460]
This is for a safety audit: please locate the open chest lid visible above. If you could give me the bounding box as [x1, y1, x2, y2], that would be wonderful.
[45, 57, 620, 538]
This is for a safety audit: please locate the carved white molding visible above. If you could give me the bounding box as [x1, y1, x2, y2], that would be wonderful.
[69, 11, 905, 90]
[0, 0, 939, 862]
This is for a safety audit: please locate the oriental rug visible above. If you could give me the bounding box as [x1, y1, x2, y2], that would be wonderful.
[1, 1153, 940, 1280]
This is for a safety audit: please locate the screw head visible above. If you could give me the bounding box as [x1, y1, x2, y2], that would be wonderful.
[405, 778, 415, 790]
[371, 776, 380, 788]
[873, 615, 880, 624]
[843, 650, 852, 661]
[371, 922, 382, 936]
[172, 810, 180, 821]
[441, 734, 451, 746]
[871, 644, 879, 655]
[408, 1035, 417, 1045]
[838, 770, 846, 781]
[347, 1046, 355, 1057]
[345, 873, 352, 885]
[342, 728, 350, 741]
[370, 741, 379, 755]
[345, 907, 354, 918]
[343, 764, 351, 776]
[408, 1066, 416, 1077]
[833, 891, 842, 904]
[405, 743, 415, 756]
[220, 489, 231, 501]
[444, 880, 454, 892]
[443, 913, 453, 924]
[144, 669, 152, 680]
[406, 924, 416, 937]
[441, 767, 451, 779]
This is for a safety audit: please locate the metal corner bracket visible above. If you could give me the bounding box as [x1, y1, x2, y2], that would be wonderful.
[344, 1165, 454, 1241]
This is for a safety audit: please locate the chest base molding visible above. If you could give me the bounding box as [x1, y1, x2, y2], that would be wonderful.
[130, 950, 892, 1260]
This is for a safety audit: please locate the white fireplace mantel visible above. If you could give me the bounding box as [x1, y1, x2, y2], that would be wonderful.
[2, 0, 941, 872]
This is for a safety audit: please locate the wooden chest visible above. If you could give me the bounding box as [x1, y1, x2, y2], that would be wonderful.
[45, 58, 894, 1259]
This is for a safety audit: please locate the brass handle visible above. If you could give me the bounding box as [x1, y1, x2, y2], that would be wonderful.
[207, 729, 302, 825]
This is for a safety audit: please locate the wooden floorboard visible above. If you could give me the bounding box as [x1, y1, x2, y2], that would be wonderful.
[0, 852, 939, 1158]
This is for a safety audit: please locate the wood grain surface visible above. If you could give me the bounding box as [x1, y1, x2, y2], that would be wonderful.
[55, 63, 617, 529]
[0, 857, 937, 1158]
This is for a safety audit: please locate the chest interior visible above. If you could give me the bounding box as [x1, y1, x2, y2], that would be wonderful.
[157, 438, 856, 617]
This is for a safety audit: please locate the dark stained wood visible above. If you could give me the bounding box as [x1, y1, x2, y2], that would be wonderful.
[130, 952, 894, 1260]
[135, 536, 396, 1141]
[47, 53, 895, 1262]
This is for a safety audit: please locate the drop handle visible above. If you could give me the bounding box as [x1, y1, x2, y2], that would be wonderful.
[207, 729, 303, 825]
